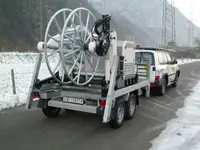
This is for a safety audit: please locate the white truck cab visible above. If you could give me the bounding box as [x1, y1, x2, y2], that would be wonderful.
[135, 47, 180, 95]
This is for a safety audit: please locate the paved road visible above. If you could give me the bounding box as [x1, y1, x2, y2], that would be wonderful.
[1, 62, 200, 150]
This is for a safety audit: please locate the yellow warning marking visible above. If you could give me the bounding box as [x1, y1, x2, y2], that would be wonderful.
[166, 66, 169, 72]
[144, 65, 148, 71]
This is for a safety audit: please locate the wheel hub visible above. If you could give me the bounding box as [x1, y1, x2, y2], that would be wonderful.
[129, 100, 135, 115]
[117, 104, 125, 123]
[162, 82, 166, 93]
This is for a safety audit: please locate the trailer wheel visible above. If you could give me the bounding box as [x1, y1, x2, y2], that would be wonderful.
[109, 98, 126, 129]
[42, 106, 61, 118]
[125, 94, 136, 120]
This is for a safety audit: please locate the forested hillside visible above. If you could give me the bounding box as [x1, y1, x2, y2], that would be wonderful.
[90, 0, 200, 46]
[0, 0, 155, 52]
[0, 0, 40, 51]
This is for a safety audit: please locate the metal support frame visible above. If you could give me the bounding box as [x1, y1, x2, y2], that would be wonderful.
[145, 56, 151, 97]
[114, 80, 149, 98]
[103, 55, 119, 123]
[25, 53, 43, 109]
[103, 55, 150, 123]
[48, 101, 97, 114]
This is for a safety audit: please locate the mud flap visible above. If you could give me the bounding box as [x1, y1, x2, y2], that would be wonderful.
[37, 99, 48, 108]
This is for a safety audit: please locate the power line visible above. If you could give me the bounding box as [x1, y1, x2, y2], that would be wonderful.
[102, 0, 135, 17]
[117, 0, 135, 16]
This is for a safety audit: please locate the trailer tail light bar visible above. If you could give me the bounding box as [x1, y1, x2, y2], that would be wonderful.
[99, 100, 106, 107]
[150, 83, 156, 87]
[150, 75, 160, 87]
[155, 75, 160, 80]
[33, 92, 40, 100]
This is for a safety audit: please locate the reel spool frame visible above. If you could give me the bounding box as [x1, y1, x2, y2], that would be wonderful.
[42, 7, 112, 86]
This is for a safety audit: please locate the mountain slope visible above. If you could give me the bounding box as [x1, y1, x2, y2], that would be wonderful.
[48, 0, 155, 45]
[0, 0, 154, 51]
[89, 0, 200, 46]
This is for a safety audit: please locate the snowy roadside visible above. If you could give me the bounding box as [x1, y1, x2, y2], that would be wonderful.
[0, 52, 57, 111]
[150, 80, 200, 150]
[177, 59, 200, 65]
[0, 63, 56, 111]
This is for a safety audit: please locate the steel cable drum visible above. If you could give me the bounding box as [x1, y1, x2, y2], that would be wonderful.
[43, 8, 74, 84]
[60, 7, 101, 86]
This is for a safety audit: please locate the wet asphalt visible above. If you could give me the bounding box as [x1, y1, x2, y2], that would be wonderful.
[0, 61, 200, 150]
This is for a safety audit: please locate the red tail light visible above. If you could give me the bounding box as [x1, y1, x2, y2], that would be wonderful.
[33, 92, 40, 100]
[155, 75, 160, 80]
[150, 83, 156, 87]
[99, 100, 106, 107]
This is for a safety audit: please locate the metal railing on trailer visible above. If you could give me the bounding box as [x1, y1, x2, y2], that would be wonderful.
[136, 46, 176, 53]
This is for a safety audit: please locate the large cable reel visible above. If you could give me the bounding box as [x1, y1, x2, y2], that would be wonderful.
[42, 7, 100, 85]
[43, 8, 74, 84]
[60, 7, 100, 86]
[42, 7, 111, 86]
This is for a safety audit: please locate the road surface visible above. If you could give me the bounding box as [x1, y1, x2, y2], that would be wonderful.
[0, 62, 200, 150]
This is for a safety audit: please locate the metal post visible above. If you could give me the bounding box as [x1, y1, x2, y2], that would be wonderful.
[25, 53, 43, 109]
[146, 57, 151, 97]
[40, 0, 43, 41]
[103, 55, 119, 123]
[11, 69, 16, 95]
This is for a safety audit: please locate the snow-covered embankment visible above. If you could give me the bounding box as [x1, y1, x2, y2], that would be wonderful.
[150, 81, 200, 150]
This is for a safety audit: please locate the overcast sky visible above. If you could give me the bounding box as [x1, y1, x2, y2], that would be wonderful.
[174, 0, 200, 27]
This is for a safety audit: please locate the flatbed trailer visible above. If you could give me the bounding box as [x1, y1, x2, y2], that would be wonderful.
[25, 7, 151, 129]
[26, 53, 150, 128]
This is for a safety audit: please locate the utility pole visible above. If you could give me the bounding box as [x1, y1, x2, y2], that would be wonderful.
[162, 0, 176, 48]
[40, 0, 43, 41]
[186, 2, 194, 47]
[187, 20, 192, 47]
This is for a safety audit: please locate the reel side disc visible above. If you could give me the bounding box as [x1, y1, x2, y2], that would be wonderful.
[60, 7, 100, 86]
[44, 8, 73, 84]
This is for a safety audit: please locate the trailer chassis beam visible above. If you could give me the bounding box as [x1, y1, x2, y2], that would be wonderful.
[25, 53, 43, 109]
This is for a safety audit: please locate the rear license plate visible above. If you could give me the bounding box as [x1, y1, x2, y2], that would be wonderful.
[63, 97, 85, 105]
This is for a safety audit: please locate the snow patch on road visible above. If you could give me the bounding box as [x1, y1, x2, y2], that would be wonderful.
[150, 80, 200, 150]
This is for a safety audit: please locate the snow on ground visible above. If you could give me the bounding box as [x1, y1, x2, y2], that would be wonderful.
[177, 59, 200, 65]
[0, 52, 200, 111]
[0, 63, 57, 111]
[0, 52, 57, 111]
[150, 80, 200, 150]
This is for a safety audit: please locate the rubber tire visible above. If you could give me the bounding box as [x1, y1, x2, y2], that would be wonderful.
[172, 74, 178, 87]
[109, 98, 126, 129]
[125, 94, 137, 120]
[141, 89, 146, 96]
[157, 78, 166, 96]
[42, 106, 61, 118]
